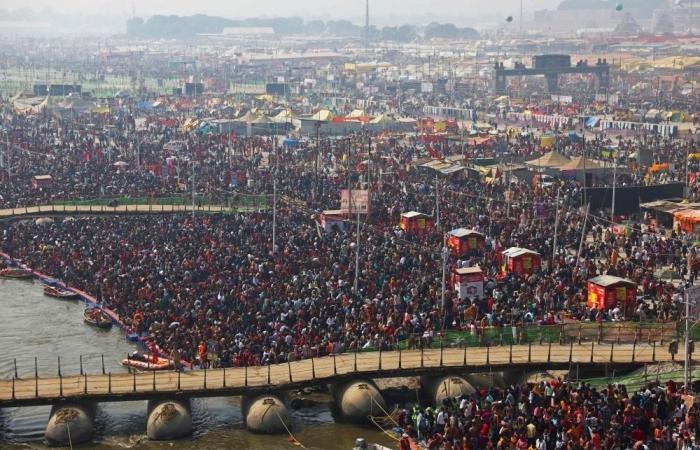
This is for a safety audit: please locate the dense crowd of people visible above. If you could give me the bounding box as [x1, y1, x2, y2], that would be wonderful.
[397, 379, 700, 450]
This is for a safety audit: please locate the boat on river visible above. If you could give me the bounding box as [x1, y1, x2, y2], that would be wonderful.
[120, 354, 172, 371]
[84, 308, 113, 329]
[44, 285, 80, 300]
[0, 267, 33, 279]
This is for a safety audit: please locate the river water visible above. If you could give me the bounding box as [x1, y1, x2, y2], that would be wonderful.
[0, 279, 396, 450]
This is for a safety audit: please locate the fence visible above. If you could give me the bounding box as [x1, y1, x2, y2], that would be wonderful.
[397, 322, 680, 350]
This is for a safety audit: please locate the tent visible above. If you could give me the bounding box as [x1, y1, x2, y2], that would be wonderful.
[525, 151, 571, 169]
[558, 157, 605, 172]
[310, 109, 334, 121]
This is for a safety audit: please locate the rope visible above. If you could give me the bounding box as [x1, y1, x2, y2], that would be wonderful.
[66, 422, 73, 450]
[274, 410, 309, 449]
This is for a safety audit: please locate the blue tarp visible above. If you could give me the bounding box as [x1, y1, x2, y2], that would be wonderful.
[135, 100, 153, 110]
[283, 138, 298, 147]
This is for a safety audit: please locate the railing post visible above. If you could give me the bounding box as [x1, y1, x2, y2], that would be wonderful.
[267, 364, 271, 385]
[528, 342, 532, 363]
[245, 365, 248, 387]
[590, 342, 595, 363]
[311, 358, 316, 379]
[204, 365, 208, 389]
[154, 370, 157, 391]
[547, 341, 552, 363]
[177, 369, 181, 390]
[486, 344, 490, 365]
[609, 343, 614, 362]
[509, 344, 513, 364]
[421, 346, 424, 368]
[632, 340, 636, 363]
[80, 355, 83, 376]
[439, 341, 443, 367]
[399, 347, 402, 369]
[617, 325, 621, 345]
[108, 372, 112, 394]
[57, 356, 61, 378]
[288, 361, 293, 382]
[133, 371, 137, 392]
[12, 377, 15, 400]
[333, 354, 337, 374]
[34, 357, 38, 379]
[101, 354, 105, 375]
[578, 324, 582, 345]
[84, 374, 88, 394]
[652, 341, 656, 362]
[354, 350, 358, 372]
[379, 348, 382, 370]
[59, 374, 63, 397]
[569, 341, 573, 363]
[463, 345, 467, 366]
[13, 358, 17, 379]
[223, 367, 227, 388]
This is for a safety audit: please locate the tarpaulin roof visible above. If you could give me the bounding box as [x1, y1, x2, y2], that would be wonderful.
[526, 151, 571, 169]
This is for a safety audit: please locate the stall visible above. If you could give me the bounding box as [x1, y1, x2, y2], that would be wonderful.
[447, 228, 485, 256]
[586, 275, 637, 312]
[452, 266, 484, 300]
[31, 174, 53, 189]
[320, 210, 347, 232]
[501, 247, 541, 277]
[399, 211, 433, 237]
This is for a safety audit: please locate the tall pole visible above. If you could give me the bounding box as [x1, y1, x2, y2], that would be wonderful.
[272, 138, 278, 254]
[520, 0, 523, 35]
[354, 186, 361, 296]
[435, 173, 440, 230]
[552, 184, 561, 262]
[611, 150, 617, 225]
[685, 288, 690, 390]
[191, 155, 196, 219]
[441, 233, 448, 328]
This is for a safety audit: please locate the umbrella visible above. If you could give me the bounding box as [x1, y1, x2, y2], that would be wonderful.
[35, 217, 54, 225]
[113, 161, 129, 167]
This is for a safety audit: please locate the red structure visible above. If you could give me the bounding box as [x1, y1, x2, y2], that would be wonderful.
[399, 211, 433, 237]
[452, 266, 484, 300]
[501, 247, 541, 277]
[447, 228, 485, 256]
[587, 275, 637, 312]
[31, 175, 52, 189]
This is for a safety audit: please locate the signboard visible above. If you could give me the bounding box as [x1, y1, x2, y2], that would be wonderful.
[688, 286, 700, 320]
[340, 189, 370, 215]
[550, 94, 572, 104]
[421, 82, 433, 93]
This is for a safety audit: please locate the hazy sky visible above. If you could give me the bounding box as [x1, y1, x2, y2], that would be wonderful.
[0, 0, 562, 24]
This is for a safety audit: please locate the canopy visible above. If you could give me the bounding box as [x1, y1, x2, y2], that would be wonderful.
[526, 151, 571, 169]
[558, 157, 605, 172]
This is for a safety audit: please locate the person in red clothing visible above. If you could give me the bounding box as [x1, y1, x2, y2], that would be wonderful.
[399, 432, 411, 450]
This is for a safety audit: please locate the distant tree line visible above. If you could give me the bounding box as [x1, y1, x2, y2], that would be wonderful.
[126, 15, 480, 41]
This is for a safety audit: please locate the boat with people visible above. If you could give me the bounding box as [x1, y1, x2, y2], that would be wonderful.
[83, 308, 113, 329]
[0, 267, 33, 279]
[352, 438, 395, 450]
[43, 285, 80, 300]
[120, 352, 173, 371]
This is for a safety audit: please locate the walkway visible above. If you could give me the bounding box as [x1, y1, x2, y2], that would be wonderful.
[0, 342, 683, 407]
[0, 203, 250, 220]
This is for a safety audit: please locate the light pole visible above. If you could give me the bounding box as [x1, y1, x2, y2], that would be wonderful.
[272, 138, 278, 254]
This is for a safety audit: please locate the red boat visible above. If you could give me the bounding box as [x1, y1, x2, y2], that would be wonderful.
[84, 308, 113, 329]
[0, 268, 33, 279]
[121, 354, 172, 371]
[44, 285, 79, 300]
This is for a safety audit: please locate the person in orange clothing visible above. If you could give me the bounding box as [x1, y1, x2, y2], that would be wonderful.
[198, 341, 207, 369]
[399, 433, 411, 450]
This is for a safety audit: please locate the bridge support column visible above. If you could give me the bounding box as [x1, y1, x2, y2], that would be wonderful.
[242, 394, 290, 434]
[332, 380, 386, 423]
[545, 73, 560, 93]
[44, 402, 96, 447]
[146, 398, 192, 440]
[421, 376, 475, 406]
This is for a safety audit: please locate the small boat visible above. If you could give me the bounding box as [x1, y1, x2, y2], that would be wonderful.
[120, 354, 172, 371]
[352, 438, 394, 450]
[84, 308, 113, 329]
[0, 267, 33, 279]
[44, 285, 79, 300]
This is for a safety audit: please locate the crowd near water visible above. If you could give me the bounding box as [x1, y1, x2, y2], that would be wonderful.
[1, 21, 700, 447]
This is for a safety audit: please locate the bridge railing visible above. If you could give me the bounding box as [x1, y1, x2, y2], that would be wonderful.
[0, 342, 687, 404]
